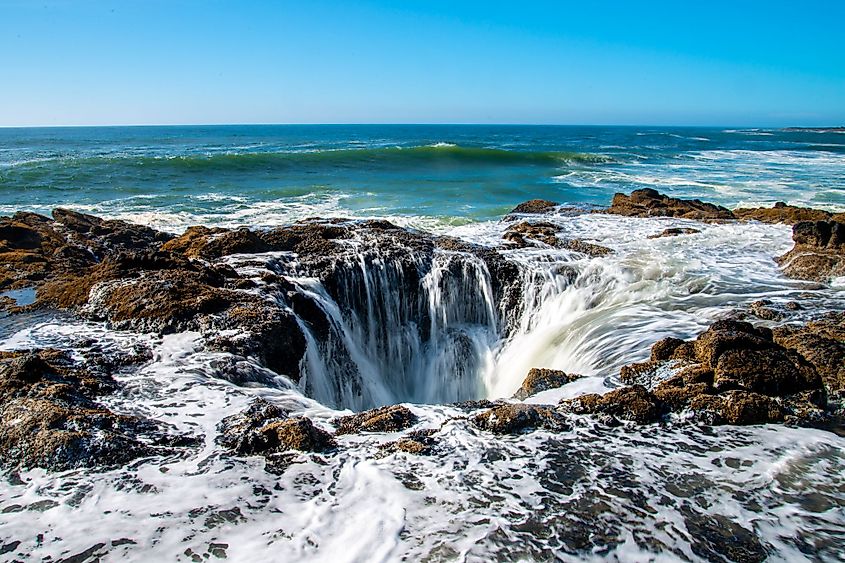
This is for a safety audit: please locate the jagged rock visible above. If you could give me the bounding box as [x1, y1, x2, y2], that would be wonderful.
[503, 222, 612, 256]
[380, 429, 438, 455]
[218, 398, 335, 455]
[690, 391, 785, 425]
[514, 368, 581, 400]
[509, 199, 559, 214]
[333, 405, 418, 435]
[0, 350, 187, 471]
[471, 403, 565, 434]
[777, 220, 845, 282]
[734, 202, 834, 224]
[647, 227, 701, 239]
[560, 385, 663, 424]
[611, 318, 836, 426]
[559, 239, 613, 257]
[503, 221, 559, 247]
[748, 300, 784, 321]
[773, 312, 845, 392]
[161, 226, 272, 259]
[601, 189, 734, 221]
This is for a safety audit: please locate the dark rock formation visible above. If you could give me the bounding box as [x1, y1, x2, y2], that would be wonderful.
[332, 405, 418, 435]
[217, 398, 335, 455]
[380, 429, 438, 455]
[601, 189, 734, 221]
[560, 385, 663, 424]
[647, 227, 701, 239]
[605, 319, 834, 426]
[472, 403, 565, 434]
[0, 350, 190, 471]
[509, 199, 559, 214]
[514, 368, 581, 400]
[777, 220, 845, 282]
[734, 202, 839, 224]
[502, 221, 612, 256]
[773, 312, 845, 392]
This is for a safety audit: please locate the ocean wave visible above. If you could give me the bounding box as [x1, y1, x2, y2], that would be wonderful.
[1, 144, 614, 172]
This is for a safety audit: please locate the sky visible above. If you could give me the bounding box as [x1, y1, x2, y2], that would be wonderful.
[1, 0, 843, 127]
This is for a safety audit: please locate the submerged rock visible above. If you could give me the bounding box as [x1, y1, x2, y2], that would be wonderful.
[777, 220, 845, 282]
[333, 404, 418, 435]
[514, 368, 581, 400]
[601, 188, 734, 221]
[647, 227, 701, 239]
[0, 350, 189, 471]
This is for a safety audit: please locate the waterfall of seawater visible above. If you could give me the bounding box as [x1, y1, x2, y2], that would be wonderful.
[285, 248, 506, 410]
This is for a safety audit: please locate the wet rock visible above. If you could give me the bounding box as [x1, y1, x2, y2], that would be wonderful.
[514, 368, 581, 400]
[601, 188, 734, 221]
[503, 221, 559, 247]
[160, 226, 272, 259]
[0, 350, 185, 471]
[613, 318, 837, 426]
[690, 391, 784, 425]
[647, 227, 701, 239]
[472, 403, 564, 434]
[509, 199, 559, 214]
[777, 220, 845, 282]
[748, 299, 784, 321]
[558, 239, 613, 257]
[650, 337, 686, 361]
[734, 202, 834, 224]
[773, 312, 845, 392]
[560, 385, 663, 424]
[380, 429, 438, 455]
[51, 208, 172, 258]
[333, 404, 418, 435]
[502, 222, 612, 256]
[218, 398, 335, 455]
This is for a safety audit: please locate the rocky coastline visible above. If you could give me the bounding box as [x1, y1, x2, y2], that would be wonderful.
[0, 188, 843, 473]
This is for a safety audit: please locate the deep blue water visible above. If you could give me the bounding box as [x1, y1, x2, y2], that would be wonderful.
[1, 125, 843, 232]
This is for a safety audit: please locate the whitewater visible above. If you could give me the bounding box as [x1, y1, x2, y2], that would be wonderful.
[0, 125, 844, 561]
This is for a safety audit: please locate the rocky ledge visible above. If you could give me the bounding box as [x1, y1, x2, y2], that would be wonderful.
[1, 190, 844, 471]
[0, 349, 196, 471]
[776, 219, 845, 281]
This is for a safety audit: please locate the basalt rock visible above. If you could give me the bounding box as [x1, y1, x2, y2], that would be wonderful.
[509, 199, 559, 215]
[606, 319, 833, 426]
[733, 202, 835, 224]
[472, 403, 565, 434]
[777, 220, 845, 282]
[502, 222, 612, 256]
[560, 385, 663, 424]
[218, 398, 335, 456]
[332, 404, 418, 435]
[773, 312, 845, 392]
[602, 189, 734, 221]
[514, 368, 581, 400]
[0, 350, 188, 471]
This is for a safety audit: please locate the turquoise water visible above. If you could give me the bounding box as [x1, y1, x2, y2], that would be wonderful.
[1, 125, 844, 231]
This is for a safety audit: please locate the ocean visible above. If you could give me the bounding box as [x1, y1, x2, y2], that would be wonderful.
[2, 125, 843, 232]
[1, 125, 844, 562]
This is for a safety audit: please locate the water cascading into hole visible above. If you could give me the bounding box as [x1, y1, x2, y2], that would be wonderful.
[282, 247, 507, 410]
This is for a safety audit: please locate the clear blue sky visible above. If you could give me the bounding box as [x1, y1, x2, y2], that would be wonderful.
[1, 0, 843, 127]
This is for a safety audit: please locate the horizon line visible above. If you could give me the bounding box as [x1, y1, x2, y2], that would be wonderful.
[1, 122, 842, 130]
